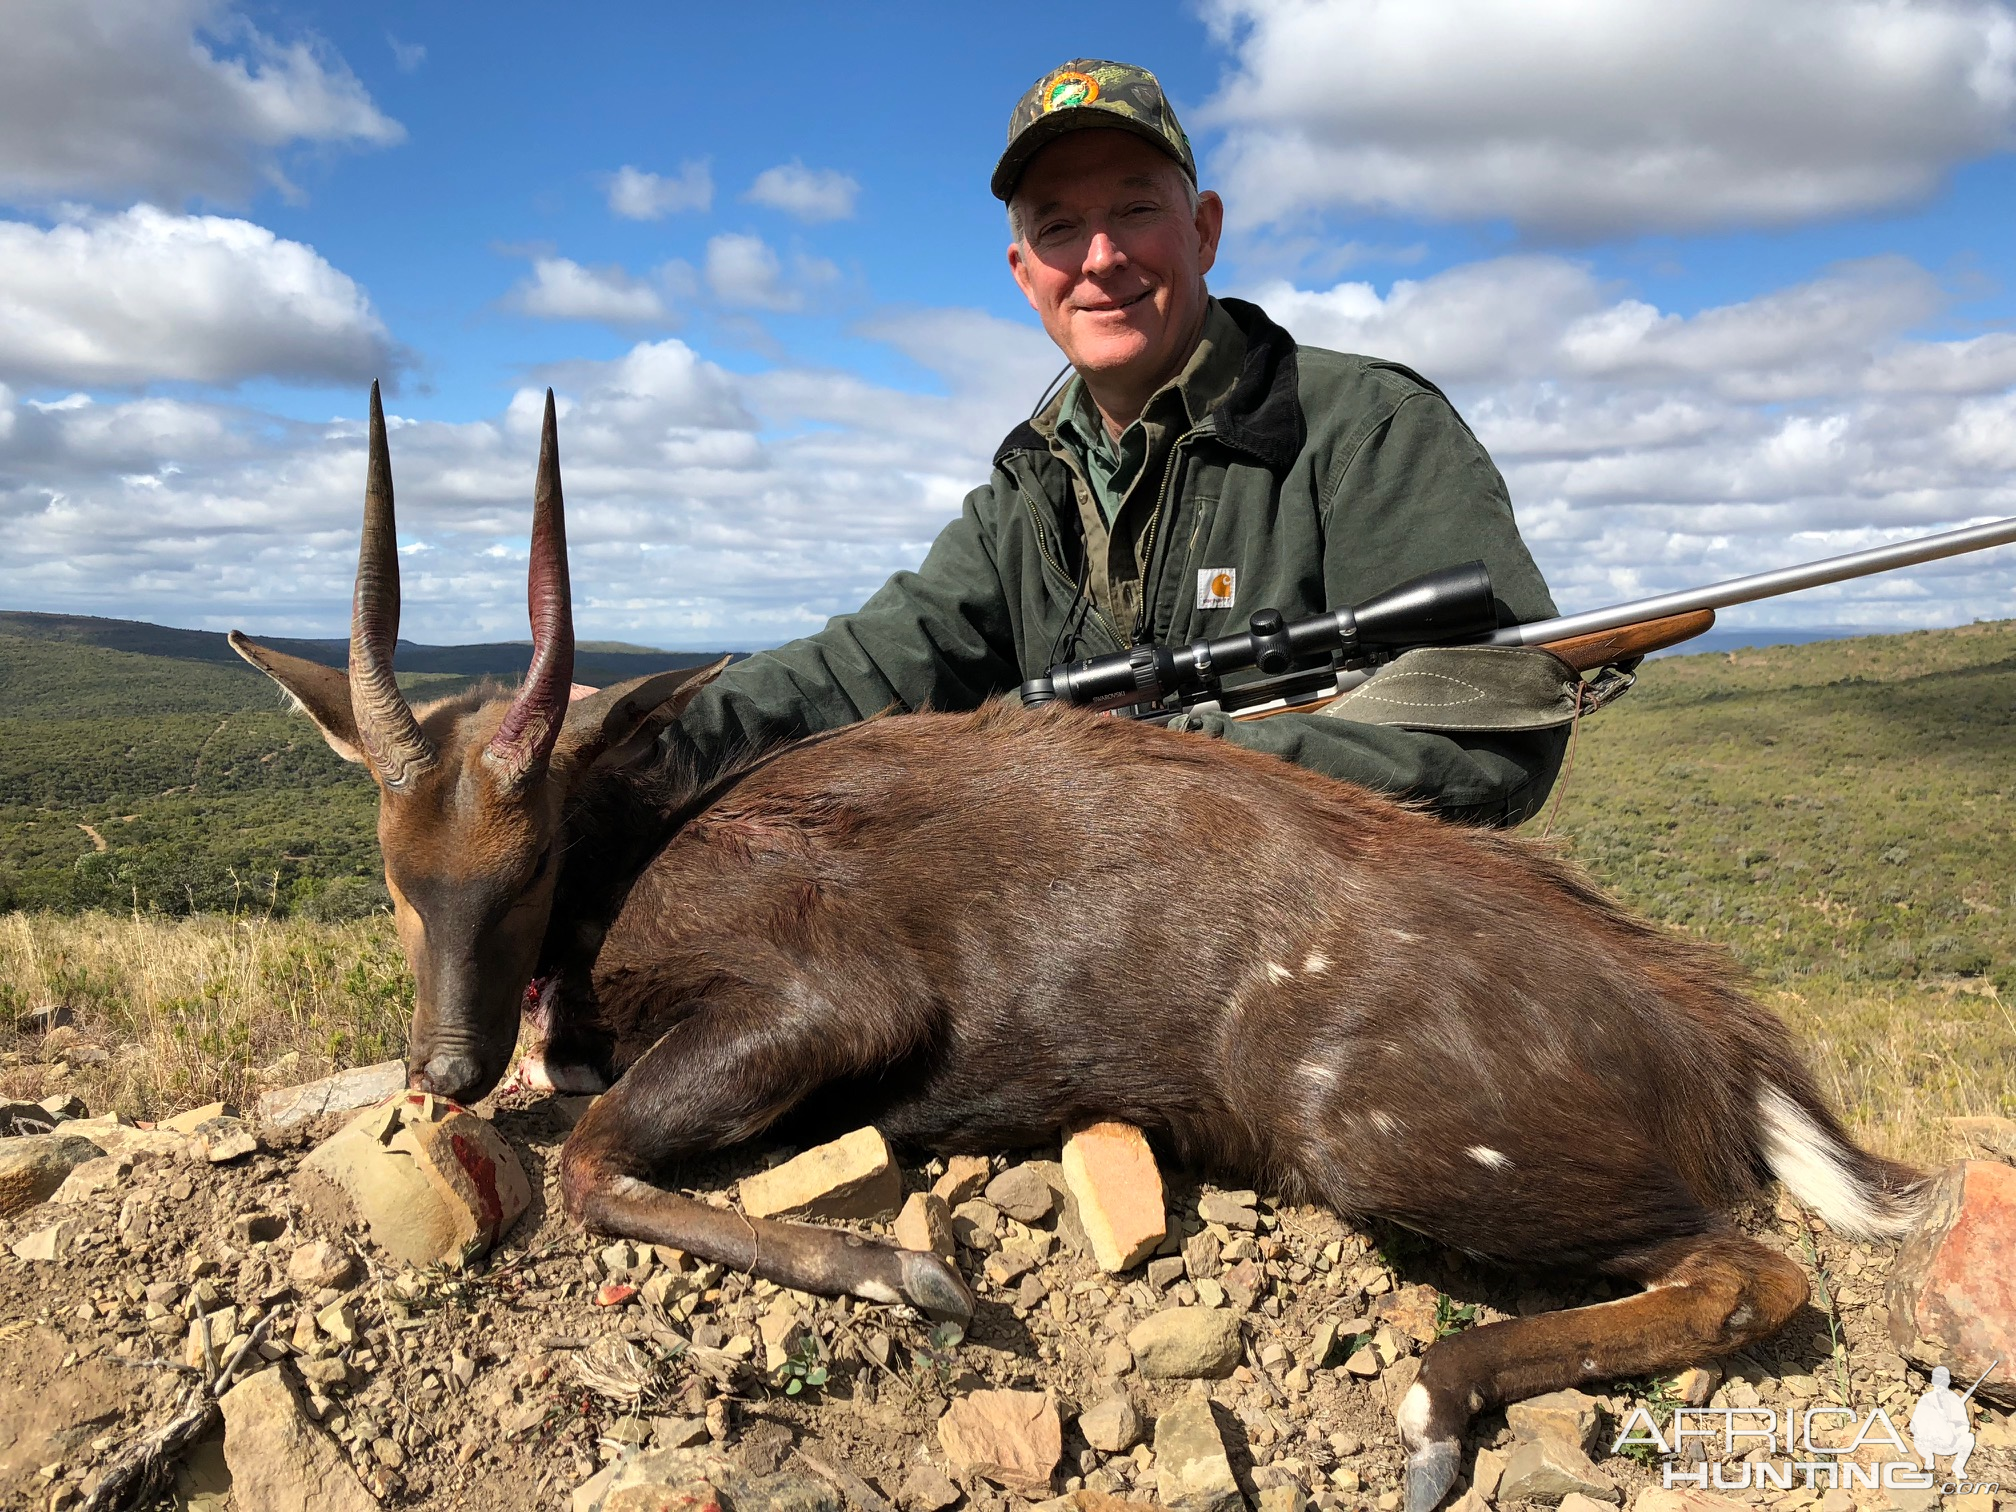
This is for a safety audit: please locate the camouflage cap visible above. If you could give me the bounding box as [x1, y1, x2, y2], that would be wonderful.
[992, 59, 1196, 202]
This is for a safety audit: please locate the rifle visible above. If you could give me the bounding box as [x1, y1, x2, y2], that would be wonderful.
[1017, 515, 2016, 722]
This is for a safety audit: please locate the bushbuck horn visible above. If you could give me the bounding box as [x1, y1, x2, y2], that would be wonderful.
[487, 388, 575, 783]
[349, 380, 435, 790]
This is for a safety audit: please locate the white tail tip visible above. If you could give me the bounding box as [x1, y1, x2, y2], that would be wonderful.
[1758, 1086, 1921, 1240]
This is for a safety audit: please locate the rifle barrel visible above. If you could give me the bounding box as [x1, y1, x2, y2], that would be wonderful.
[1489, 515, 2016, 649]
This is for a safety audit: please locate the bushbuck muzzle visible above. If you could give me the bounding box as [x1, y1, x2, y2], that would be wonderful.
[230, 383, 725, 1103]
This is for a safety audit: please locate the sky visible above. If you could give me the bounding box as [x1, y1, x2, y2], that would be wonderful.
[2, 0, 2015, 650]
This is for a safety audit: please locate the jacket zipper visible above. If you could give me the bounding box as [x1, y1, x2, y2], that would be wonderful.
[1018, 469, 1124, 653]
[1131, 428, 1201, 645]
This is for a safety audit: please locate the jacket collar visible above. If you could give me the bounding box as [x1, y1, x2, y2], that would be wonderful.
[993, 295, 1305, 473]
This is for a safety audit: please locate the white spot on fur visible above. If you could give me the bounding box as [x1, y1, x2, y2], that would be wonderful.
[1582, 1356, 1597, 1373]
[1369, 1110, 1396, 1134]
[1466, 1145, 1511, 1171]
[1266, 961, 1293, 984]
[1390, 929, 1419, 945]
[858, 1280, 901, 1305]
[1758, 1085, 1921, 1239]
[1298, 1061, 1339, 1087]
[608, 1175, 650, 1199]
[1303, 953, 1330, 975]
[1396, 1381, 1434, 1446]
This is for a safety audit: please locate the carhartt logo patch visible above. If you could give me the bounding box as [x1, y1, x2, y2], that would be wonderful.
[1197, 568, 1236, 610]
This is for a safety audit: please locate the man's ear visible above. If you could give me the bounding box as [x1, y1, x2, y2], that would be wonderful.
[558, 656, 731, 772]
[1007, 239, 1039, 313]
[229, 632, 368, 765]
[1194, 189, 1224, 278]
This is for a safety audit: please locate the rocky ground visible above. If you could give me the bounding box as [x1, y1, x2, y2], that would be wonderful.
[2, 1081, 2012, 1512]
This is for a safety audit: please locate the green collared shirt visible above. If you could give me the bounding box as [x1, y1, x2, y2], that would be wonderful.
[1045, 298, 1248, 629]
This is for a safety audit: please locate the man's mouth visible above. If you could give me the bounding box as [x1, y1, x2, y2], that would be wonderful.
[1075, 289, 1152, 316]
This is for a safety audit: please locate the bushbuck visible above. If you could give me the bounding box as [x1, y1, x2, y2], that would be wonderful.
[234, 385, 1928, 1512]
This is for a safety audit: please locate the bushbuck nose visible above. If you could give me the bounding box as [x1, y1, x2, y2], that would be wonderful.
[414, 1050, 484, 1101]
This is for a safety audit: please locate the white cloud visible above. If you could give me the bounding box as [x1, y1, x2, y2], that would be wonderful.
[607, 162, 713, 219]
[507, 257, 673, 327]
[1241, 253, 2016, 626]
[0, 0, 402, 206]
[1202, 0, 2016, 234]
[387, 36, 426, 73]
[0, 205, 392, 387]
[704, 234, 838, 313]
[744, 161, 859, 222]
[0, 311, 1059, 646]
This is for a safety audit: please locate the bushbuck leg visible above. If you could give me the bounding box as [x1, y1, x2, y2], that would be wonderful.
[1398, 1228, 1809, 1512]
[556, 1000, 974, 1322]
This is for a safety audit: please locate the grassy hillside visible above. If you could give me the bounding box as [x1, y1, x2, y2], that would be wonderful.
[0, 609, 732, 684]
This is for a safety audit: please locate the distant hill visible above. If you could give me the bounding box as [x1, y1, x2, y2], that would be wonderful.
[0, 610, 737, 687]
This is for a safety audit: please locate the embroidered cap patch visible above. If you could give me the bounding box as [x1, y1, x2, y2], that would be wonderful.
[1197, 568, 1236, 610]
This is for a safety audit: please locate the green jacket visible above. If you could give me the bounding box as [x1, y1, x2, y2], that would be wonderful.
[669, 297, 1570, 826]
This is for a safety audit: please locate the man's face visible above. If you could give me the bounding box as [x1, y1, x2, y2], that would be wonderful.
[1006, 131, 1223, 401]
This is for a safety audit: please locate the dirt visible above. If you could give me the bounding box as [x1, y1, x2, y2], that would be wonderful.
[1, 1090, 2011, 1512]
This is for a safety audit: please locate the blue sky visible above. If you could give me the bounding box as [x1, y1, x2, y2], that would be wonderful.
[3, 0, 2014, 647]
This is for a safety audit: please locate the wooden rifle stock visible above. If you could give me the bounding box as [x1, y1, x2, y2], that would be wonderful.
[1538, 608, 1715, 671]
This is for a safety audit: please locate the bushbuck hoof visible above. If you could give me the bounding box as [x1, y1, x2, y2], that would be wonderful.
[897, 1248, 975, 1323]
[1403, 1440, 1461, 1512]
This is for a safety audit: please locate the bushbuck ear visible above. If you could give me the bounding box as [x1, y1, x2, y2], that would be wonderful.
[560, 656, 731, 771]
[229, 632, 369, 765]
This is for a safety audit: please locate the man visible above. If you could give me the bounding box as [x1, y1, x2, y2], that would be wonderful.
[668, 59, 1574, 826]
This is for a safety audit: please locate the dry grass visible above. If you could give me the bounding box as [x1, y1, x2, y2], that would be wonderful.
[0, 909, 410, 1120]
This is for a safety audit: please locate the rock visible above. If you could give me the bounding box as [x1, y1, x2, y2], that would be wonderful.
[1507, 1388, 1602, 1453]
[1303, 1320, 1339, 1370]
[1375, 1283, 1443, 1345]
[895, 1192, 957, 1257]
[0, 1100, 59, 1136]
[1886, 1159, 2016, 1405]
[651, 1416, 710, 1449]
[314, 1300, 357, 1346]
[1148, 1256, 1187, 1290]
[1674, 1363, 1721, 1405]
[1497, 1434, 1620, 1504]
[594, 1283, 638, 1308]
[287, 1241, 357, 1292]
[257, 1062, 406, 1131]
[951, 1199, 1001, 1250]
[191, 1116, 259, 1163]
[1343, 1346, 1379, 1377]
[1633, 1491, 1750, 1512]
[760, 1300, 809, 1371]
[58, 1114, 185, 1162]
[1471, 1445, 1508, 1500]
[164, 1101, 239, 1135]
[0, 1133, 105, 1218]
[933, 1154, 993, 1206]
[1126, 1308, 1242, 1379]
[1061, 1121, 1166, 1273]
[295, 1093, 531, 1268]
[986, 1164, 1056, 1223]
[898, 1462, 963, 1512]
[1257, 1488, 1310, 1512]
[937, 1389, 1063, 1494]
[1560, 1495, 1615, 1512]
[739, 1126, 902, 1222]
[185, 1306, 240, 1369]
[10, 1218, 75, 1262]
[590, 1444, 841, 1512]
[1197, 1191, 1259, 1230]
[1153, 1388, 1242, 1512]
[1078, 1394, 1143, 1453]
[220, 1367, 377, 1511]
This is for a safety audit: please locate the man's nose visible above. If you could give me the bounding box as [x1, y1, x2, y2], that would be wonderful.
[1084, 230, 1127, 275]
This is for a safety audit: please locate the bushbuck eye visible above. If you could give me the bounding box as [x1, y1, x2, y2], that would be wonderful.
[527, 844, 553, 887]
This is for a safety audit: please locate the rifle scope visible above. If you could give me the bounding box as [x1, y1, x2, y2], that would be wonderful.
[1018, 560, 1497, 714]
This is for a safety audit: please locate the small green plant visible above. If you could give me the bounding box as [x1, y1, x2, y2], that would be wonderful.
[1612, 1373, 1684, 1468]
[779, 1334, 829, 1397]
[1433, 1295, 1479, 1337]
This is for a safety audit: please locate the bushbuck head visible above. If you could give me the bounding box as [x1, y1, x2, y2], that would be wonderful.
[231, 383, 724, 1101]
